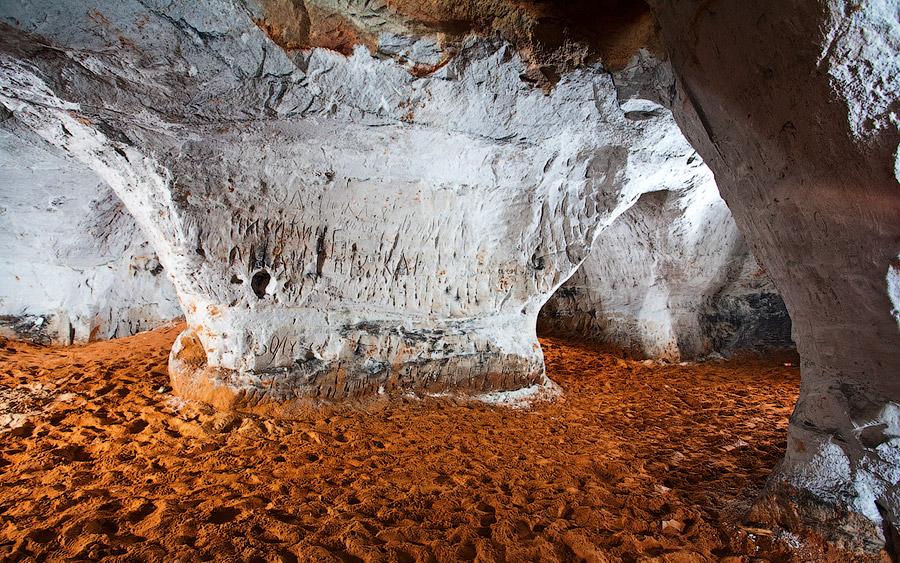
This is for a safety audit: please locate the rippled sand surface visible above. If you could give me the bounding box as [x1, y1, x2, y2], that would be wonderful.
[0, 324, 813, 561]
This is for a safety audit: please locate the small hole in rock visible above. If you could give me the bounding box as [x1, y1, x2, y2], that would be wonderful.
[251, 270, 271, 299]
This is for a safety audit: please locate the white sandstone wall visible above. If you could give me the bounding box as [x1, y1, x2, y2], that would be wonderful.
[540, 186, 791, 361]
[540, 50, 791, 362]
[0, 117, 179, 345]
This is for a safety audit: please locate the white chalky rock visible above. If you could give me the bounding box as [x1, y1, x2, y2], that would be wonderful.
[540, 183, 791, 360]
[538, 82, 791, 361]
[0, 1, 700, 406]
[0, 119, 179, 344]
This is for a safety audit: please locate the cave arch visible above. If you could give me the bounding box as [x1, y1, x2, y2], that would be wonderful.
[537, 187, 795, 362]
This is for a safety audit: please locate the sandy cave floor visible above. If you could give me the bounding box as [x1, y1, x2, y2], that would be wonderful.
[0, 323, 812, 562]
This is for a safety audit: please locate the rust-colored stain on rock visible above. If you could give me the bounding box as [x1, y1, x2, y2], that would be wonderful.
[256, 0, 377, 55]
[255, 0, 661, 81]
[173, 329, 208, 367]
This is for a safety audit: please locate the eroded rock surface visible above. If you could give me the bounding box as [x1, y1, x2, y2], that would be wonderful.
[537, 72, 791, 361]
[254, 0, 661, 79]
[0, 116, 179, 345]
[0, 0, 686, 406]
[0, 0, 895, 556]
[540, 186, 792, 361]
[650, 0, 900, 554]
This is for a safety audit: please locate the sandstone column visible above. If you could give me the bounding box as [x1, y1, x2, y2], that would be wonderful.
[0, 1, 679, 408]
[650, 0, 900, 552]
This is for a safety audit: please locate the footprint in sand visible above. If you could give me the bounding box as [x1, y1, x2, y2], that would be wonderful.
[267, 509, 299, 525]
[52, 444, 92, 462]
[125, 418, 149, 434]
[27, 528, 56, 544]
[82, 518, 119, 536]
[456, 542, 477, 561]
[207, 506, 241, 524]
[126, 501, 158, 523]
[92, 383, 117, 397]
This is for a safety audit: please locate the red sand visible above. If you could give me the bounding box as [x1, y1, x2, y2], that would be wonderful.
[0, 323, 816, 561]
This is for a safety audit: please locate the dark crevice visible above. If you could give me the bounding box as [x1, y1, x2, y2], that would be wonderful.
[251, 270, 271, 299]
[876, 500, 899, 562]
[315, 227, 328, 277]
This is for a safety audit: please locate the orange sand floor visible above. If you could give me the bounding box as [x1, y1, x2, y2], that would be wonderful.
[0, 323, 807, 562]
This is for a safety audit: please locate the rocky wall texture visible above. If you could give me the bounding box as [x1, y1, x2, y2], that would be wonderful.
[0, 114, 179, 345]
[0, 0, 686, 407]
[536, 72, 792, 362]
[539, 185, 792, 361]
[0, 0, 894, 554]
[252, 0, 661, 79]
[650, 0, 900, 555]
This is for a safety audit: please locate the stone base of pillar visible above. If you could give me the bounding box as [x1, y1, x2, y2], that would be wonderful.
[746, 415, 899, 559]
[749, 479, 895, 560]
[168, 317, 551, 412]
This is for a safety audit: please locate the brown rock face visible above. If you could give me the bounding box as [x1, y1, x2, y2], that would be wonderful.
[649, 0, 899, 555]
[256, 0, 377, 55]
[383, 0, 660, 71]
[256, 0, 659, 81]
